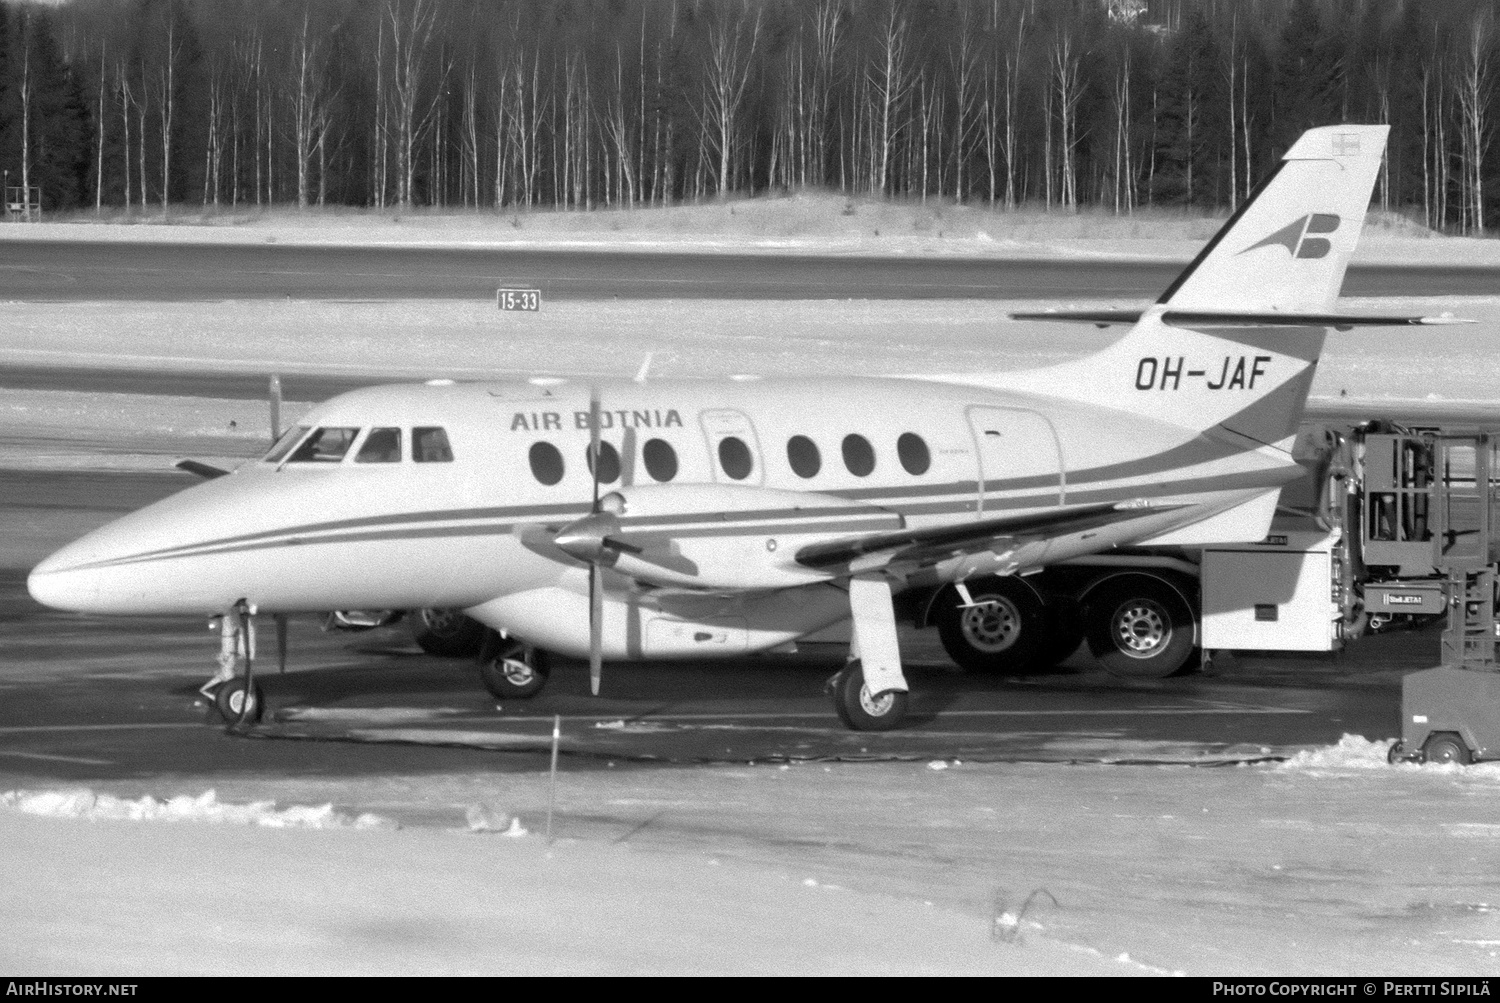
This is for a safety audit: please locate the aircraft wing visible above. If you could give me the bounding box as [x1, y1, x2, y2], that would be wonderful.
[793, 502, 1172, 574]
[1010, 309, 1470, 330]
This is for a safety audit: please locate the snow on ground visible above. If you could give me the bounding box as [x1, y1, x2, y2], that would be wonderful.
[5, 744, 1500, 975]
[1, 787, 393, 830]
[3, 193, 1496, 267]
[0, 784, 1132, 976]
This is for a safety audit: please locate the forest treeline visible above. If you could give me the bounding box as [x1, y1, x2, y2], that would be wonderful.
[8, 0, 1500, 230]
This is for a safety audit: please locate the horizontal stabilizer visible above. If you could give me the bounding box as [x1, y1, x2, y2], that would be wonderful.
[1010, 309, 1472, 330]
[175, 459, 230, 480]
[795, 502, 1181, 572]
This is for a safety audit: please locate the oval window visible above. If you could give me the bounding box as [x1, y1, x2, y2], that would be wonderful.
[718, 436, 753, 480]
[528, 442, 564, 486]
[786, 435, 821, 478]
[642, 438, 678, 482]
[842, 434, 875, 477]
[897, 432, 931, 475]
[585, 441, 621, 484]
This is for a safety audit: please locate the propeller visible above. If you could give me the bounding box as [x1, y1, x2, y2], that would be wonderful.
[588, 390, 605, 695]
[549, 391, 645, 695]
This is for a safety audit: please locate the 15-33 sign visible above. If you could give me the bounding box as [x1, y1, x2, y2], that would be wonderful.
[497, 288, 541, 311]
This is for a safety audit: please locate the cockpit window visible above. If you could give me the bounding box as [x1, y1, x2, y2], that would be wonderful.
[289, 427, 360, 463]
[264, 425, 311, 463]
[413, 427, 454, 463]
[355, 427, 402, 463]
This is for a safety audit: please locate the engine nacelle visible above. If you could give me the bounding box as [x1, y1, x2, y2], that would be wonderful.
[467, 579, 853, 660]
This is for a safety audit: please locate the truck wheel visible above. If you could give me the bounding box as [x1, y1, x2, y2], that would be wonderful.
[1422, 732, 1473, 766]
[934, 577, 1046, 674]
[410, 608, 486, 657]
[1085, 577, 1196, 679]
[830, 661, 909, 732]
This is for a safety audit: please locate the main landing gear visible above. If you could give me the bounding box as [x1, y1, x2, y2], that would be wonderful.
[477, 630, 552, 700]
[831, 576, 911, 731]
[200, 599, 265, 725]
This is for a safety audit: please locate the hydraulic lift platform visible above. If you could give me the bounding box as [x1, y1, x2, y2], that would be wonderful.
[1389, 434, 1500, 765]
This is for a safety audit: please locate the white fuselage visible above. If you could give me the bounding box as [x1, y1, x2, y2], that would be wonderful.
[28, 374, 1298, 660]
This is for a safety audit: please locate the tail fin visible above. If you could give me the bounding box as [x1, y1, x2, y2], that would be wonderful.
[991, 124, 1389, 440]
[1159, 125, 1388, 313]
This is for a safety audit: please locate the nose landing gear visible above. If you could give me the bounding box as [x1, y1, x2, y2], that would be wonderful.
[200, 600, 265, 726]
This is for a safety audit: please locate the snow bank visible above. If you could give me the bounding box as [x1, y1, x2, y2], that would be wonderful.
[0, 787, 396, 830]
[9, 195, 1498, 267]
[1275, 733, 1500, 776]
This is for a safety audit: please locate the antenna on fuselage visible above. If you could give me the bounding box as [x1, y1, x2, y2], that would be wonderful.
[268, 374, 283, 442]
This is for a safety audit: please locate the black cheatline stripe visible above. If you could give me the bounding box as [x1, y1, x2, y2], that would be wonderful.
[68, 467, 1294, 575]
[1156, 161, 1286, 305]
[101, 500, 592, 568]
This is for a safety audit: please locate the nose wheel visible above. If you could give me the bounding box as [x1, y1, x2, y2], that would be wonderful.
[201, 599, 269, 727]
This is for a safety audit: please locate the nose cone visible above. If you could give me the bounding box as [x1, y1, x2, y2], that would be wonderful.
[25, 471, 257, 615]
[27, 541, 104, 612]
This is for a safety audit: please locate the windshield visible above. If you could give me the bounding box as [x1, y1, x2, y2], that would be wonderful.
[288, 427, 361, 463]
[263, 425, 311, 463]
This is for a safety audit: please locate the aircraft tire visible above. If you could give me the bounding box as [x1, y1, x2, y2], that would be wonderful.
[214, 678, 264, 725]
[831, 661, 909, 732]
[934, 577, 1047, 674]
[478, 640, 551, 700]
[411, 608, 486, 657]
[1085, 577, 1196, 679]
[1421, 732, 1473, 766]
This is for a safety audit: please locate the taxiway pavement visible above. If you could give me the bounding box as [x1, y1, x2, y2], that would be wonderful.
[0, 239, 1495, 301]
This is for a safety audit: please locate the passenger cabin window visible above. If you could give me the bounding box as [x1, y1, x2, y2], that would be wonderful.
[264, 425, 310, 463]
[842, 434, 876, 477]
[642, 438, 678, 482]
[413, 427, 454, 463]
[355, 427, 402, 463]
[786, 435, 821, 478]
[289, 427, 359, 463]
[897, 432, 931, 475]
[586, 441, 621, 483]
[719, 436, 754, 481]
[529, 442, 564, 485]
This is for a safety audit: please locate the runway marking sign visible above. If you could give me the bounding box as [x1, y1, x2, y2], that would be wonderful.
[497, 287, 541, 312]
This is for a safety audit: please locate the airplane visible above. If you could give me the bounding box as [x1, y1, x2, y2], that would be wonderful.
[28, 124, 1461, 732]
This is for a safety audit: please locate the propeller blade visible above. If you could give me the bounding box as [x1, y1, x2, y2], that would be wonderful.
[588, 388, 603, 512]
[589, 562, 604, 696]
[620, 426, 637, 487]
[275, 614, 288, 674]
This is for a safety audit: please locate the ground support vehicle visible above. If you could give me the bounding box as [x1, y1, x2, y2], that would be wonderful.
[912, 423, 1500, 728]
[1382, 434, 1500, 765]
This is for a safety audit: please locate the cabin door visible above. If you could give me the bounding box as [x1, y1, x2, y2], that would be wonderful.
[965, 406, 1064, 516]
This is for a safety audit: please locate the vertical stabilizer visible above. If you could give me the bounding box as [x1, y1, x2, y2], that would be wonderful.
[1159, 125, 1388, 313]
[978, 125, 1389, 437]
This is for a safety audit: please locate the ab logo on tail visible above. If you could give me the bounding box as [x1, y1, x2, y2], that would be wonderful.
[1240, 213, 1341, 260]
